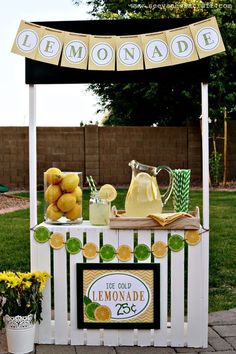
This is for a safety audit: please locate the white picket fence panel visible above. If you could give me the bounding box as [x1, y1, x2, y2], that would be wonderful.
[34, 221, 209, 348]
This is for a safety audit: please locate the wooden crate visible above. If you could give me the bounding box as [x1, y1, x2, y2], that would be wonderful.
[109, 208, 200, 230]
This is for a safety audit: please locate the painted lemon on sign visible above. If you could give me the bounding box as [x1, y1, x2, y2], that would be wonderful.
[94, 305, 111, 322]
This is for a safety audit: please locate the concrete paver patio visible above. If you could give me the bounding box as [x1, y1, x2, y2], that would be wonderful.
[0, 309, 235, 354]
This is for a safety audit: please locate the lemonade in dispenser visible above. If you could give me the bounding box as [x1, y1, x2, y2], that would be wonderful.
[125, 160, 173, 217]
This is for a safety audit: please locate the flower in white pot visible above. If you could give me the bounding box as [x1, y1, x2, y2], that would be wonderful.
[0, 271, 50, 354]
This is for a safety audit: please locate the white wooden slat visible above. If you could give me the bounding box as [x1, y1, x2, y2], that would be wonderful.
[53, 226, 69, 344]
[187, 231, 203, 347]
[69, 228, 85, 345]
[170, 230, 185, 347]
[102, 228, 119, 346]
[201, 229, 209, 348]
[34, 231, 52, 344]
[137, 229, 152, 346]
[117, 230, 135, 346]
[153, 230, 168, 347]
[85, 227, 102, 345]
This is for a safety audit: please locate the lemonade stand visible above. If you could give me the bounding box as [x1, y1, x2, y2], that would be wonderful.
[11, 17, 226, 348]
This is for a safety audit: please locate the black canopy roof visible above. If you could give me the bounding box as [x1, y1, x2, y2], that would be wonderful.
[25, 18, 210, 84]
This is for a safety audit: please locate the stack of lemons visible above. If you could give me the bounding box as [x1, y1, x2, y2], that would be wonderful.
[44, 167, 82, 223]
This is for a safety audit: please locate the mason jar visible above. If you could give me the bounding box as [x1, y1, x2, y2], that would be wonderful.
[44, 169, 83, 224]
[89, 191, 110, 226]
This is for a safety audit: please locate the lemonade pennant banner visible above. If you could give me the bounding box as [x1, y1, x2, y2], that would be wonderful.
[89, 35, 116, 71]
[11, 17, 225, 70]
[11, 20, 43, 60]
[116, 35, 144, 71]
[166, 25, 199, 65]
[141, 31, 172, 69]
[61, 32, 89, 69]
[35, 26, 64, 65]
[189, 17, 225, 59]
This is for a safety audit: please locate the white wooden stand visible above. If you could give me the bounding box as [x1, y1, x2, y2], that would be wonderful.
[29, 83, 209, 347]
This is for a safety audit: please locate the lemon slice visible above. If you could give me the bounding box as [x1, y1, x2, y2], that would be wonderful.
[34, 226, 51, 243]
[136, 173, 152, 202]
[99, 184, 117, 202]
[117, 245, 132, 262]
[152, 241, 168, 258]
[185, 230, 201, 246]
[94, 305, 112, 321]
[168, 234, 185, 252]
[83, 242, 98, 259]
[49, 232, 64, 250]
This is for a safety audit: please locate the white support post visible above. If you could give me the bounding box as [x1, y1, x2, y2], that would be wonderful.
[201, 82, 209, 231]
[201, 82, 209, 347]
[29, 84, 38, 271]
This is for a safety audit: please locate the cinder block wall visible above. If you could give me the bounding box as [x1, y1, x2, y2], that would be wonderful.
[0, 123, 235, 190]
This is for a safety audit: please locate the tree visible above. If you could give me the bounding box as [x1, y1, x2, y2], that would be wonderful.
[74, 0, 236, 126]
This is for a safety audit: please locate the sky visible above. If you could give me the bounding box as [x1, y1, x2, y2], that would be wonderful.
[0, 0, 104, 126]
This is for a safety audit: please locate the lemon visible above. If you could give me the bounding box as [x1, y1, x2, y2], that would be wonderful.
[99, 184, 117, 202]
[45, 167, 62, 185]
[94, 305, 112, 322]
[65, 203, 82, 220]
[60, 173, 79, 193]
[57, 193, 76, 213]
[44, 184, 62, 204]
[83, 242, 98, 259]
[49, 232, 64, 250]
[152, 241, 168, 258]
[71, 186, 82, 202]
[185, 230, 201, 246]
[117, 245, 132, 262]
[46, 203, 63, 221]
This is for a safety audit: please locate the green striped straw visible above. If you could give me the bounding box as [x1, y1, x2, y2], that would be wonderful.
[172, 169, 191, 212]
[86, 176, 97, 192]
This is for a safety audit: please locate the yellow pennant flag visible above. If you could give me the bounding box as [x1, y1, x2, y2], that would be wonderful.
[35, 27, 64, 65]
[61, 32, 89, 69]
[116, 35, 144, 71]
[166, 25, 199, 65]
[11, 20, 43, 60]
[141, 31, 171, 69]
[190, 17, 225, 59]
[89, 35, 116, 71]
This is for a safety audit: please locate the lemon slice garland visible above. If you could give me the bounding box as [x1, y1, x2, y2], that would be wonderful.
[33, 226, 203, 259]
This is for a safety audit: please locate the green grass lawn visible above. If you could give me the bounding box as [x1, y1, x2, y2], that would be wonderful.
[0, 189, 235, 312]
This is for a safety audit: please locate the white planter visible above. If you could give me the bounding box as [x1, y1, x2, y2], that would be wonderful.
[5, 314, 35, 354]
